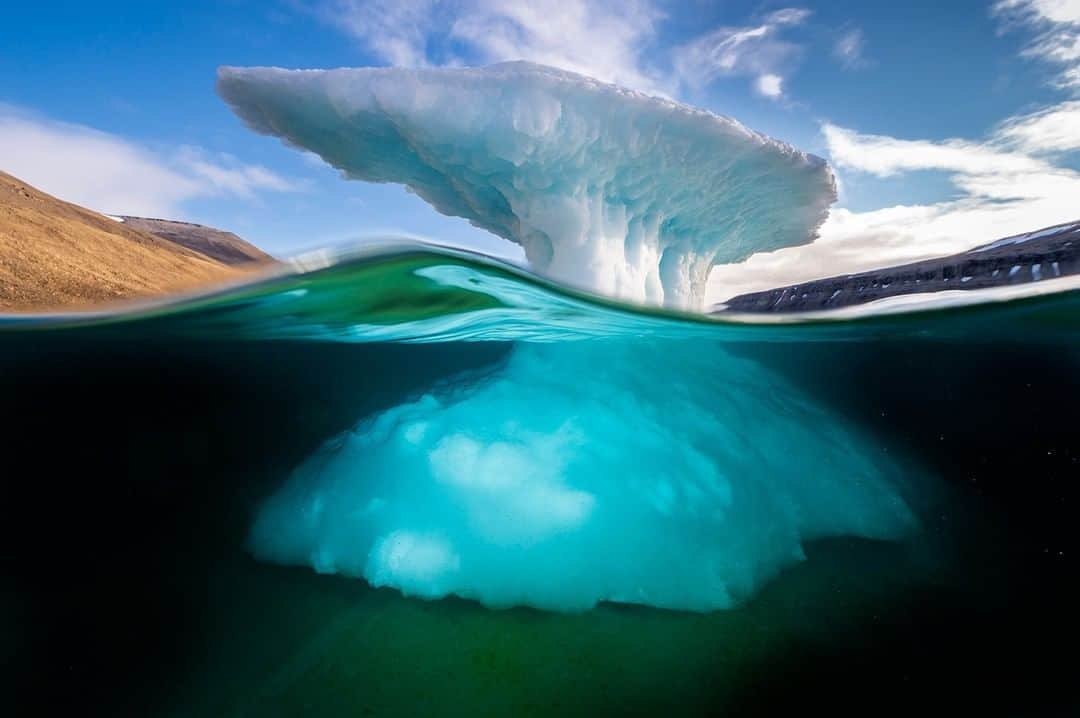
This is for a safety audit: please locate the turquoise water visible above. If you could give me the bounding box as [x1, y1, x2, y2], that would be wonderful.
[2, 243, 1078, 715]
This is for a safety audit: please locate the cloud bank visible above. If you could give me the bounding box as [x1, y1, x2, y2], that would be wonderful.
[0, 106, 297, 218]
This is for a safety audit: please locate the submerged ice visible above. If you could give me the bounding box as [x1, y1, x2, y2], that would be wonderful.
[251, 341, 916, 612]
[225, 62, 912, 613]
[217, 62, 836, 309]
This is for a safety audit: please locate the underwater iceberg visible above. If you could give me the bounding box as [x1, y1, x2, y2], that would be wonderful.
[250, 337, 917, 613]
[217, 62, 836, 309]
[217, 62, 920, 613]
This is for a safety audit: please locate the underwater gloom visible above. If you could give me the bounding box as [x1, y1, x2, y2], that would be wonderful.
[4, 246, 1079, 716]
[3, 62, 1079, 717]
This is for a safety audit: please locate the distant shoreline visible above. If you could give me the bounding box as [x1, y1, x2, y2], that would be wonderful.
[720, 220, 1080, 313]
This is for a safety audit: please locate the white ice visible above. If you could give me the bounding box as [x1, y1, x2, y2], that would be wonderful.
[217, 62, 836, 309]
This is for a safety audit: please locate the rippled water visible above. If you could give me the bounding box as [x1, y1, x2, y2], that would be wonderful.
[2, 243, 1078, 716]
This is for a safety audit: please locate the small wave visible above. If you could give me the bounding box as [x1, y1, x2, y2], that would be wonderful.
[3, 240, 1080, 345]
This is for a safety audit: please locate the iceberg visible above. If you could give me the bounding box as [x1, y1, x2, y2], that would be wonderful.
[224, 63, 916, 614]
[217, 62, 836, 309]
[250, 340, 916, 613]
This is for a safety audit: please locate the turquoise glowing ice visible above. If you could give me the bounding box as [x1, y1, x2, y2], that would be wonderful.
[251, 340, 915, 612]
[217, 62, 836, 309]
[217, 64, 914, 613]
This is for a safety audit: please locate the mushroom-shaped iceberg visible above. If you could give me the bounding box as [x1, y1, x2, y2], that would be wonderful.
[217, 62, 836, 309]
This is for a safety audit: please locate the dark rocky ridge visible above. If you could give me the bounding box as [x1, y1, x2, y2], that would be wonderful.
[720, 220, 1080, 313]
[120, 215, 274, 266]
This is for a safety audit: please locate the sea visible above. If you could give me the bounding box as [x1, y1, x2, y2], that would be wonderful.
[2, 243, 1077, 716]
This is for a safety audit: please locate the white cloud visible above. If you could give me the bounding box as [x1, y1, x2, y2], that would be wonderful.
[174, 146, 297, 197]
[321, 0, 437, 67]
[822, 123, 1050, 176]
[706, 122, 1080, 303]
[0, 107, 297, 218]
[323, 0, 666, 93]
[993, 99, 1080, 152]
[323, 1, 821, 99]
[994, 0, 1080, 89]
[833, 28, 866, 69]
[755, 74, 784, 98]
[448, 0, 665, 92]
[671, 7, 810, 100]
[764, 8, 813, 26]
[995, 0, 1080, 26]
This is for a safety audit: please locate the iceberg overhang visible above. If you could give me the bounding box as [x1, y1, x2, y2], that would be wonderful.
[217, 62, 836, 309]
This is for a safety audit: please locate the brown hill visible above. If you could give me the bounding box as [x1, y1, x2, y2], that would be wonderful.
[0, 171, 264, 312]
[118, 215, 273, 266]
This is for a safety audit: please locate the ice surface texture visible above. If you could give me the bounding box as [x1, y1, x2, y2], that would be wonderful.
[250, 341, 916, 612]
[217, 62, 836, 309]
[220, 63, 905, 613]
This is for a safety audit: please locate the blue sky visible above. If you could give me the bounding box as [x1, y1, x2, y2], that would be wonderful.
[2, 1, 1078, 297]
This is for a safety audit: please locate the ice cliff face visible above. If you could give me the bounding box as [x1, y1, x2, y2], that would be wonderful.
[217, 62, 836, 309]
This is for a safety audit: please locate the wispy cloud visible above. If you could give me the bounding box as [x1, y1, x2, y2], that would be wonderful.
[0, 106, 298, 218]
[993, 99, 1080, 153]
[174, 146, 298, 198]
[318, 1, 828, 100]
[833, 27, 867, 70]
[448, 0, 665, 92]
[994, 0, 1080, 90]
[321, 0, 666, 93]
[671, 8, 811, 100]
[322, 0, 437, 68]
[823, 123, 1050, 176]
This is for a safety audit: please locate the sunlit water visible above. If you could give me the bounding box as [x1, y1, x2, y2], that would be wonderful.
[2, 243, 1078, 716]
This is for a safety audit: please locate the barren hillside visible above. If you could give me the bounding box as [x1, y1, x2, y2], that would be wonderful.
[119, 215, 273, 266]
[0, 171, 262, 311]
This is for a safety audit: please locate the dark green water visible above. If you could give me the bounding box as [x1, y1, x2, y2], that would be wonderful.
[2, 245, 1077, 716]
